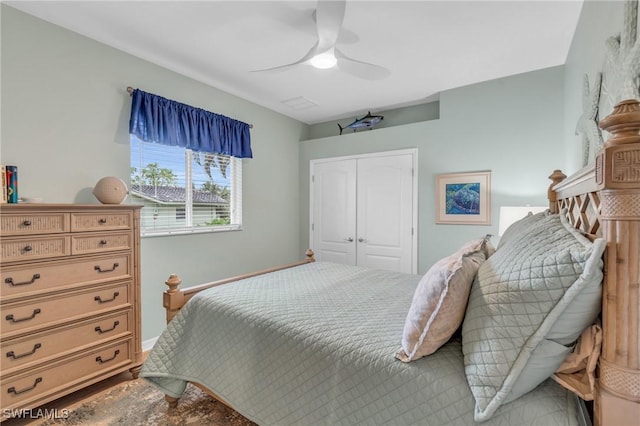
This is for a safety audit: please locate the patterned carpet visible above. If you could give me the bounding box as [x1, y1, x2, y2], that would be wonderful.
[7, 378, 256, 426]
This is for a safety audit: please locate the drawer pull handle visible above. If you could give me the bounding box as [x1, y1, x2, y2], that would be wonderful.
[99, 240, 108, 245]
[95, 321, 120, 334]
[23, 245, 33, 252]
[22, 220, 32, 226]
[94, 263, 119, 273]
[5, 274, 41, 286]
[7, 377, 42, 395]
[96, 349, 120, 364]
[99, 218, 108, 224]
[6, 343, 42, 359]
[94, 292, 119, 303]
[5, 309, 41, 323]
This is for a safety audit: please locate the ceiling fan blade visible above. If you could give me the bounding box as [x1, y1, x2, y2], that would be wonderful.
[251, 42, 319, 73]
[312, 9, 359, 45]
[334, 48, 391, 80]
[315, 0, 346, 52]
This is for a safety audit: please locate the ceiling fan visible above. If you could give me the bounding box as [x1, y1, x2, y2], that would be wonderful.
[252, 0, 390, 80]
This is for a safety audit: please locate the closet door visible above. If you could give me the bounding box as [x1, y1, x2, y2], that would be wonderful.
[356, 154, 414, 273]
[311, 159, 357, 265]
[311, 151, 416, 273]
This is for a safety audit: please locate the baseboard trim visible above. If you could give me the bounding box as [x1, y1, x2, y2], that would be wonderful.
[142, 337, 158, 352]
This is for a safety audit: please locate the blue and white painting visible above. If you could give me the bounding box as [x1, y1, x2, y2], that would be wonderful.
[445, 182, 480, 215]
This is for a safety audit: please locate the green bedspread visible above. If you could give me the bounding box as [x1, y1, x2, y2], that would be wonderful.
[141, 262, 578, 425]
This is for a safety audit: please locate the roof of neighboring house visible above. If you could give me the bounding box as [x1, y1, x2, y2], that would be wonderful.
[130, 185, 228, 205]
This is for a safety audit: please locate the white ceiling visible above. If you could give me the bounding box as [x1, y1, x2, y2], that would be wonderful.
[6, 0, 584, 124]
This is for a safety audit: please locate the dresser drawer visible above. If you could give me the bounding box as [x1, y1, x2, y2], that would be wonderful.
[1, 282, 131, 337]
[1, 254, 132, 299]
[1, 213, 69, 237]
[1, 236, 71, 263]
[72, 232, 132, 255]
[1, 339, 131, 409]
[2, 310, 131, 375]
[71, 212, 132, 232]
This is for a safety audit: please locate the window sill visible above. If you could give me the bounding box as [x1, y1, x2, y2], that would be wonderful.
[141, 225, 242, 238]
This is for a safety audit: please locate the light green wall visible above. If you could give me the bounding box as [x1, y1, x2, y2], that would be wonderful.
[563, 0, 627, 172]
[1, 5, 306, 341]
[300, 67, 565, 273]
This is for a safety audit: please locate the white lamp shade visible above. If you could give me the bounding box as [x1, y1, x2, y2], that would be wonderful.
[498, 206, 547, 236]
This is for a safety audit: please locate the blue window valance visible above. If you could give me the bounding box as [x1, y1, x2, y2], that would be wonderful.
[129, 89, 252, 158]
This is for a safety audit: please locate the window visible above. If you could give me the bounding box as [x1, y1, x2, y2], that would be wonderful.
[130, 136, 242, 236]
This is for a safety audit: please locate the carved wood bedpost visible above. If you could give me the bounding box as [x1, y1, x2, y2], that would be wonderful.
[594, 99, 640, 426]
[164, 273, 184, 324]
[548, 169, 567, 213]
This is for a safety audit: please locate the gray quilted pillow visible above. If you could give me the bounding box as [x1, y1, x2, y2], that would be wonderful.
[462, 213, 605, 421]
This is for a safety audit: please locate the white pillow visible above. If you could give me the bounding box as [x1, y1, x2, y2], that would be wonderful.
[396, 236, 492, 362]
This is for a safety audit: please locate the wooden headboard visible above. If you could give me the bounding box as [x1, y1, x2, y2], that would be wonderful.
[549, 99, 640, 426]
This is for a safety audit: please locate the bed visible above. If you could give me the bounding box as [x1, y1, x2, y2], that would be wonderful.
[140, 99, 640, 425]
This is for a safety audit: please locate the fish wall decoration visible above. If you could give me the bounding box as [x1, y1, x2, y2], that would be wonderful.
[338, 111, 383, 134]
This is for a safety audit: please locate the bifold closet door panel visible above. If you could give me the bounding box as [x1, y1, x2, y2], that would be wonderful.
[311, 159, 357, 265]
[356, 154, 413, 273]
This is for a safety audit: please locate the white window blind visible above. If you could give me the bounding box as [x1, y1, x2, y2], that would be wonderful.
[130, 136, 242, 236]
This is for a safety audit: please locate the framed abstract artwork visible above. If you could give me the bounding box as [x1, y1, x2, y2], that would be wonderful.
[436, 171, 491, 225]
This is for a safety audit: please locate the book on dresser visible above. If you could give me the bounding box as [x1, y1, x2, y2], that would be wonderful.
[4, 165, 18, 204]
[1, 165, 7, 204]
[0, 204, 143, 417]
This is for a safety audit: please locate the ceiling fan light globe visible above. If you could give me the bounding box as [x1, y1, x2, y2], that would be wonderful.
[310, 52, 337, 69]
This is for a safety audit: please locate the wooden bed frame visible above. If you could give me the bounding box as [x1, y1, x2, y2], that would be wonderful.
[162, 99, 640, 426]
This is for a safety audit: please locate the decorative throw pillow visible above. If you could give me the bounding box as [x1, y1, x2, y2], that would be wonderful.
[396, 235, 493, 363]
[462, 213, 605, 421]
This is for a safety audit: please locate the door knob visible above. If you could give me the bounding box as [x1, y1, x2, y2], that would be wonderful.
[358, 238, 366, 243]
[345, 237, 354, 242]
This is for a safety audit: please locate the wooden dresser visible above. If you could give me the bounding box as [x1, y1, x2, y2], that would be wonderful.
[0, 204, 142, 414]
